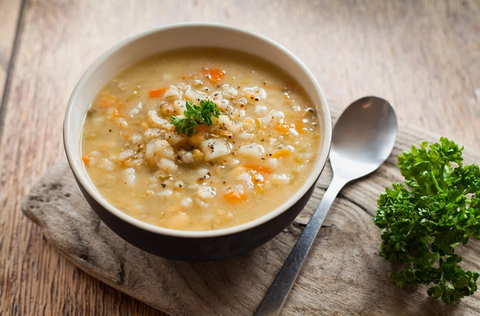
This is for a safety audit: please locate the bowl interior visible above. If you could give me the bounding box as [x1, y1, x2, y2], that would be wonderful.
[64, 23, 332, 238]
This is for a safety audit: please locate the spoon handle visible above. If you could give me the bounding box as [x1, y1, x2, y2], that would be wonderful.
[254, 175, 347, 316]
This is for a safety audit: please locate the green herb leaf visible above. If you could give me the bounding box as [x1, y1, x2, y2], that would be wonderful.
[170, 116, 198, 137]
[374, 137, 480, 305]
[169, 99, 221, 137]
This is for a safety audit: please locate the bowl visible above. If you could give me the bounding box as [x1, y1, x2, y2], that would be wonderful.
[64, 23, 332, 261]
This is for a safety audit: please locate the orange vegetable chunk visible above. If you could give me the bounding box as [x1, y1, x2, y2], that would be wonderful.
[295, 118, 305, 134]
[275, 121, 294, 134]
[196, 124, 210, 133]
[97, 94, 119, 108]
[248, 170, 266, 191]
[149, 88, 167, 98]
[272, 147, 292, 158]
[244, 163, 273, 174]
[224, 190, 246, 203]
[203, 68, 226, 83]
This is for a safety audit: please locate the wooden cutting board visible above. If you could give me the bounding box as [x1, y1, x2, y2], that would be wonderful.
[21, 109, 480, 316]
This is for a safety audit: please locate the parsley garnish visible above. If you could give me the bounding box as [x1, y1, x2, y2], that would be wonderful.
[374, 137, 480, 305]
[170, 99, 221, 137]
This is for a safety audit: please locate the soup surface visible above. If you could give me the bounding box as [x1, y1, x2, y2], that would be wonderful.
[82, 48, 320, 231]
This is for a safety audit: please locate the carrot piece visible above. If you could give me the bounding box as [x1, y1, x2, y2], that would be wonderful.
[112, 107, 122, 117]
[224, 190, 246, 203]
[272, 148, 292, 158]
[248, 170, 266, 191]
[149, 88, 167, 98]
[196, 124, 210, 133]
[295, 119, 305, 134]
[244, 163, 273, 174]
[275, 121, 292, 134]
[82, 156, 90, 166]
[203, 68, 226, 83]
[97, 94, 119, 108]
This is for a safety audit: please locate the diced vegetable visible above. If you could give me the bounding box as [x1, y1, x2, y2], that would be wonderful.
[272, 147, 293, 158]
[224, 190, 246, 203]
[295, 118, 305, 133]
[203, 68, 226, 83]
[192, 149, 203, 162]
[237, 144, 264, 159]
[249, 170, 265, 190]
[97, 94, 119, 108]
[196, 124, 210, 134]
[149, 88, 167, 98]
[275, 122, 291, 134]
[244, 163, 273, 174]
[200, 138, 232, 161]
[188, 133, 205, 147]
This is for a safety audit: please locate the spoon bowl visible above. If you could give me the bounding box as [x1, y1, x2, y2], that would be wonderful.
[331, 96, 397, 180]
[255, 96, 397, 316]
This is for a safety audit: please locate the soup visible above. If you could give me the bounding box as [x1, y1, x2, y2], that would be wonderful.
[81, 48, 320, 231]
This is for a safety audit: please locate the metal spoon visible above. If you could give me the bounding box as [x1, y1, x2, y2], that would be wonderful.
[255, 96, 397, 316]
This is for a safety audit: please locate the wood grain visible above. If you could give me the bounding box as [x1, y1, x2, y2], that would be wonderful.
[0, 0, 23, 126]
[1, 0, 480, 315]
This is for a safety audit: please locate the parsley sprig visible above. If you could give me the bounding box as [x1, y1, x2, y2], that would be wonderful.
[374, 137, 480, 305]
[170, 99, 221, 137]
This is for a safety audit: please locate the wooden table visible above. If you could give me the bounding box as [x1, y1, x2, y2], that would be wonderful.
[1, 0, 479, 315]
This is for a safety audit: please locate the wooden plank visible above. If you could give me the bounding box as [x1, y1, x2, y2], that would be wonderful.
[0, 0, 23, 128]
[1, 0, 480, 315]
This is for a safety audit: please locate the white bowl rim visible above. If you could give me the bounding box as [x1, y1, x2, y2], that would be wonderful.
[64, 22, 332, 238]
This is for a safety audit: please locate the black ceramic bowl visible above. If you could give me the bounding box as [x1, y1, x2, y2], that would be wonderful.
[64, 23, 332, 261]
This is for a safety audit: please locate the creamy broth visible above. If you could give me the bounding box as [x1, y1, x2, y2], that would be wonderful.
[82, 48, 320, 231]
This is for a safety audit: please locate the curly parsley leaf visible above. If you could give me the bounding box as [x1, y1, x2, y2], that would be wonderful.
[374, 137, 480, 305]
[170, 99, 221, 137]
[170, 115, 198, 137]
